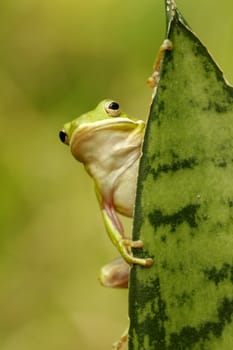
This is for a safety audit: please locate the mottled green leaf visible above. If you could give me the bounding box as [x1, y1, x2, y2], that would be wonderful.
[129, 1, 233, 349]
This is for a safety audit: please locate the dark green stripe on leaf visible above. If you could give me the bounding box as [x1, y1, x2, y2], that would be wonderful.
[150, 157, 198, 179]
[204, 263, 233, 286]
[149, 204, 200, 232]
[168, 298, 233, 348]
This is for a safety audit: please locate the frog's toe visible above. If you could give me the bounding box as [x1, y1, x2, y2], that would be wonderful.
[132, 256, 153, 267]
[117, 239, 153, 267]
[120, 238, 143, 248]
[126, 255, 153, 267]
[144, 257, 154, 267]
[130, 240, 144, 248]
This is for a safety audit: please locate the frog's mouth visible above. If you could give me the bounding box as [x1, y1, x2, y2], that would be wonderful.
[60, 118, 144, 150]
[71, 117, 143, 141]
[59, 118, 140, 146]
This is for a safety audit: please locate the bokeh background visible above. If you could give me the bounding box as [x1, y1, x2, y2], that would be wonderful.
[1, 1, 233, 349]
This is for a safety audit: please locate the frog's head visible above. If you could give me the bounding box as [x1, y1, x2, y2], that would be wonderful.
[59, 99, 139, 146]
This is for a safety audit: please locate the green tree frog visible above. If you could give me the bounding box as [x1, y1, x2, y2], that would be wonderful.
[59, 100, 153, 284]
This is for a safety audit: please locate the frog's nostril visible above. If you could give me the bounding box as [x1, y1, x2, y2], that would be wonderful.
[59, 130, 67, 143]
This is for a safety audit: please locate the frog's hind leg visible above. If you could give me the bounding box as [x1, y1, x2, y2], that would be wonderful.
[99, 257, 129, 289]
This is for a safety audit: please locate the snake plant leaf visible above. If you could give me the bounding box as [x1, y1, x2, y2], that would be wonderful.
[129, 1, 233, 349]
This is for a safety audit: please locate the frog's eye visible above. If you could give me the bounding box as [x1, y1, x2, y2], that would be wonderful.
[104, 101, 121, 117]
[59, 130, 69, 145]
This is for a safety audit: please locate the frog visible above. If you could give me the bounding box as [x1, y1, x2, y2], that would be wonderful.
[59, 99, 153, 286]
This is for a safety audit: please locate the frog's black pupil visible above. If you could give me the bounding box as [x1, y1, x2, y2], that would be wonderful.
[108, 102, 119, 110]
[59, 130, 67, 143]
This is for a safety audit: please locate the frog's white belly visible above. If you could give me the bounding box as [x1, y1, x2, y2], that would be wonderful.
[113, 159, 139, 217]
[71, 125, 143, 217]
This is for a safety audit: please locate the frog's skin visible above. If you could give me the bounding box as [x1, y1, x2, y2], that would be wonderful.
[59, 100, 153, 278]
[100, 256, 130, 288]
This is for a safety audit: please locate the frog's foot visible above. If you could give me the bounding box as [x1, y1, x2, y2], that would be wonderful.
[119, 239, 153, 267]
[112, 328, 128, 350]
[147, 38, 173, 92]
[100, 204, 153, 268]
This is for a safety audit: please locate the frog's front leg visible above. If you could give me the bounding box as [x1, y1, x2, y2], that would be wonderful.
[97, 190, 153, 267]
[147, 39, 173, 96]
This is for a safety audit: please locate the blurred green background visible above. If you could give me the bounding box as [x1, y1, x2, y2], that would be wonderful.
[1, 1, 233, 349]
